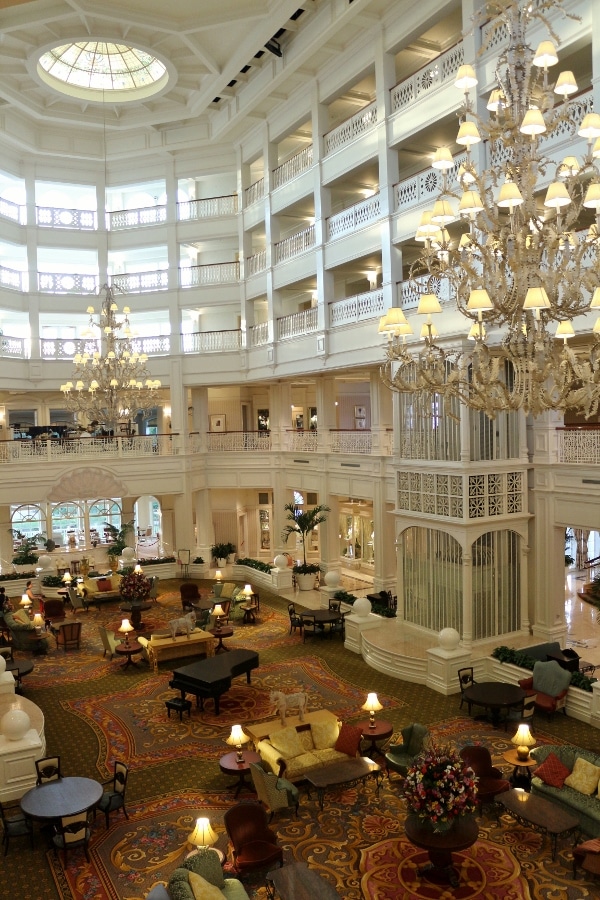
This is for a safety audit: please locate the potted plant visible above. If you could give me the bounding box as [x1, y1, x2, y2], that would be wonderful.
[211, 542, 230, 567]
[10, 529, 44, 568]
[224, 541, 236, 564]
[104, 521, 134, 570]
[281, 502, 330, 590]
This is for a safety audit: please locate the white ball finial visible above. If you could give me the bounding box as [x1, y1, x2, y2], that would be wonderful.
[323, 570, 341, 588]
[1, 709, 31, 741]
[438, 627, 460, 650]
[122, 547, 136, 562]
[352, 597, 372, 619]
[274, 554, 288, 571]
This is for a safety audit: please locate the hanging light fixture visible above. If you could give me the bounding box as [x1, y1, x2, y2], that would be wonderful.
[379, 0, 600, 420]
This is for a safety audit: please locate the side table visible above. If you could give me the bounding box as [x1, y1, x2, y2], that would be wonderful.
[502, 749, 537, 791]
[115, 640, 143, 669]
[355, 719, 393, 759]
[209, 625, 233, 653]
[219, 750, 260, 797]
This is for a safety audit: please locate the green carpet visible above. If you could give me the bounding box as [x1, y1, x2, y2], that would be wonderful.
[3, 578, 600, 899]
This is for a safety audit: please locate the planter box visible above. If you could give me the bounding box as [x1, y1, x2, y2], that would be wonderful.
[136, 562, 177, 580]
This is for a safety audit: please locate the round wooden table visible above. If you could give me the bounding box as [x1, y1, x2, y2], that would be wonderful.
[120, 601, 152, 631]
[6, 658, 34, 692]
[20, 776, 103, 820]
[462, 681, 525, 727]
[502, 748, 537, 790]
[355, 718, 393, 758]
[115, 639, 143, 669]
[209, 625, 234, 653]
[219, 750, 261, 797]
[405, 814, 478, 887]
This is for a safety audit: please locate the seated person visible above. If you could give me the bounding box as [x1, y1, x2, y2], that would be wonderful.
[0, 587, 12, 614]
[3, 607, 50, 652]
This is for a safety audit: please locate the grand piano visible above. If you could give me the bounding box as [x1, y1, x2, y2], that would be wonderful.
[169, 649, 259, 715]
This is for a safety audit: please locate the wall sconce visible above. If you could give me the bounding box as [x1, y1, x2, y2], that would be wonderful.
[361, 692, 383, 728]
[226, 724, 250, 762]
[367, 270, 378, 289]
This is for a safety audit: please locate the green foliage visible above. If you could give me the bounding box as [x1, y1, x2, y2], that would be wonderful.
[372, 604, 397, 618]
[211, 542, 231, 560]
[292, 563, 320, 575]
[0, 570, 35, 581]
[333, 590, 357, 604]
[570, 670, 597, 692]
[41, 575, 65, 587]
[281, 503, 330, 566]
[235, 557, 272, 573]
[139, 556, 176, 565]
[9, 529, 44, 565]
[492, 645, 596, 690]
[104, 520, 134, 558]
[193, 556, 204, 564]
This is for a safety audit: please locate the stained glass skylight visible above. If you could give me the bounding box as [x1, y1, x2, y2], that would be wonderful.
[38, 42, 168, 100]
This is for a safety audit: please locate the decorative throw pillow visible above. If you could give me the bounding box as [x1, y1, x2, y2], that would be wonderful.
[334, 722, 363, 757]
[534, 752, 571, 788]
[220, 583, 235, 599]
[168, 869, 191, 900]
[268, 725, 304, 758]
[12, 609, 31, 625]
[110, 574, 122, 591]
[311, 718, 340, 750]
[183, 848, 225, 887]
[82, 578, 97, 596]
[564, 757, 600, 795]
[96, 578, 112, 592]
[187, 870, 223, 900]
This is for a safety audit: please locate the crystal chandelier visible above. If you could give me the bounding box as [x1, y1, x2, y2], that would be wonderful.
[380, 0, 600, 419]
[60, 284, 161, 431]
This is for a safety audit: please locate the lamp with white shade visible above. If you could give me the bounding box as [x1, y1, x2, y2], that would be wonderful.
[361, 692, 383, 729]
[32, 613, 44, 634]
[118, 618, 134, 647]
[212, 604, 225, 632]
[226, 724, 250, 762]
[187, 816, 218, 854]
[512, 723, 536, 761]
[20, 594, 32, 617]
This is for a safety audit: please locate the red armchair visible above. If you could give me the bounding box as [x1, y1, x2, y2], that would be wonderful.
[224, 803, 283, 875]
[518, 660, 571, 717]
[459, 745, 510, 814]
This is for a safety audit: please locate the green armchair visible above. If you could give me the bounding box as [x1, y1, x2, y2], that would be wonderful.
[3, 609, 49, 652]
[385, 723, 429, 778]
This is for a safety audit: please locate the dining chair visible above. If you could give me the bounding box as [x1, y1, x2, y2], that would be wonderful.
[224, 803, 283, 875]
[288, 603, 303, 635]
[36, 755, 61, 785]
[458, 667, 476, 714]
[302, 614, 317, 642]
[52, 811, 92, 864]
[53, 621, 82, 651]
[0, 801, 33, 855]
[96, 760, 129, 828]
[328, 599, 342, 612]
[504, 692, 537, 731]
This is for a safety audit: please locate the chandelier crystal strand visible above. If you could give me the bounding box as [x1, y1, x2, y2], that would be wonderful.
[380, 0, 600, 419]
[60, 284, 161, 432]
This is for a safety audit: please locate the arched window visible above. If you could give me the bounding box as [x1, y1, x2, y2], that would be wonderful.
[402, 526, 463, 634]
[10, 504, 44, 543]
[472, 530, 520, 639]
[88, 499, 122, 544]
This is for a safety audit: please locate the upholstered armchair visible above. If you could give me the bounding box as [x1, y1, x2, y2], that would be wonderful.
[52, 621, 82, 651]
[2, 609, 49, 652]
[518, 660, 571, 717]
[224, 803, 283, 875]
[459, 745, 510, 814]
[98, 625, 121, 660]
[249, 761, 300, 821]
[385, 723, 429, 778]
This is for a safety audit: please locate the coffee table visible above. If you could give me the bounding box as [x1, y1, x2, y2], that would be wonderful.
[405, 814, 478, 887]
[115, 639, 143, 669]
[496, 788, 580, 859]
[355, 719, 393, 759]
[266, 861, 340, 900]
[219, 750, 261, 797]
[209, 625, 234, 653]
[306, 756, 381, 810]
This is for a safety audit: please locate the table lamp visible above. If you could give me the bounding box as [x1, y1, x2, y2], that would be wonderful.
[214, 570, 223, 597]
[32, 613, 44, 633]
[62, 571, 72, 586]
[212, 604, 225, 632]
[20, 594, 32, 616]
[226, 724, 250, 762]
[512, 723, 536, 761]
[119, 618, 134, 647]
[242, 584, 253, 603]
[188, 817, 218, 855]
[134, 563, 143, 574]
[362, 692, 383, 728]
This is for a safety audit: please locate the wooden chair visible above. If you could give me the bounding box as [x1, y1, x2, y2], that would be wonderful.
[224, 803, 283, 875]
[458, 667, 476, 714]
[53, 621, 82, 651]
[180, 583, 200, 609]
[96, 761, 129, 829]
[302, 614, 317, 642]
[504, 692, 537, 731]
[52, 811, 92, 864]
[36, 756, 61, 785]
[288, 603, 303, 635]
[0, 801, 33, 855]
[459, 745, 510, 814]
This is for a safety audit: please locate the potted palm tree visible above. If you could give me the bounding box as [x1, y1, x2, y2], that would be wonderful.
[281, 502, 330, 590]
[211, 542, 230, 567]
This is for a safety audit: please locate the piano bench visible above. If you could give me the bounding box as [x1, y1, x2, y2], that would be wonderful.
[165, 696, 192, 721]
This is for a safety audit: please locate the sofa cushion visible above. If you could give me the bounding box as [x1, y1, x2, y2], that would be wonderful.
[565, 757, 600, 795]
[334, 723, 363, 757]
[298, 729, 315, 752]
[535, 752, 571, 788]
[96, 578, 113, 592]
[188, 871, 223, 900]
[269, 726, 304, 758]
[220, 582, 237, 600]
[110, 574, 122, 591]
[13, 608, 31, 625]
[82, 578, 98, 596]
[311, 717, 339, 750]
[169, 869, 193, 900]
[285, 751, 323, 778]
[183, 848, 225, 887]
[532, 660, 571, 696]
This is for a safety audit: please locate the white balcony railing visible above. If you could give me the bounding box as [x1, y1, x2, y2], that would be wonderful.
[0, 197, 26, 225]
[38, 273, 99, 294]
[327, 192, 381, 240]
[556, 428, 600, 464]
[390, 42, 464, 114]
[207, 431, 272, 452]
[179, 262, 240, 288]
[108, 205, 167, 230]
[330, 430, 373, 454]
[400, 277, 456, 310]
[177, 195, 238, 221]
[329, 288, 385, 327]
[394, 152, 467, 212]
[36, 207, 98, 230]
[116, 335, 170, 356]
[182, 330, 242, 353]
[249, 322, 269, 347]
[112, 270, 169, 293]
[244, 178, 265, 207]
[0, 265, 27, 292]
[246, 249, 267, 277]
[0, 335, 26, 357]
[41, 338, 100, 360]
[277, 307, 318, 340]
[324, 101, 377, 155]
[0, 433, 180, 464]
[273, 145, 314, 189]
[274, 225, 315, 264]
[286, 430, 318, 452]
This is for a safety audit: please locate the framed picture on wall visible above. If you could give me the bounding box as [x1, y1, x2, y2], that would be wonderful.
[210, 414, 226, 432]
[354, 406, 366, 418]
[356, 417, 367, 429]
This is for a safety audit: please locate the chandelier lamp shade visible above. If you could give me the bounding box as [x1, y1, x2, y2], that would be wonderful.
[379, 0, 600, 420]
[60, 283, 161, 431]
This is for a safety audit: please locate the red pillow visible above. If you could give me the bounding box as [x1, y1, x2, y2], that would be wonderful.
[334, 723, 363, 757]
[96, 578, 112, 592]
[534, 752, 571, 788]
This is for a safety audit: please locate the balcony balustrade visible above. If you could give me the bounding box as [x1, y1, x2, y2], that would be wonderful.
[390, 42, 464, 114]
[111, 270, 169, 293]
[272, 146, 313, 189]
[327, 192, 381, 241]
[394, 152, 467, 213]
[244, 178, 265, 208]
[38, 272, 99, 294]
[277, 307, 317, 340]
[274, 225, 315, 264]
[108, 205, 167, 230]
[399, 276, 455, 310]
[182, 330, 242, 353]
[179, 261, 240, 288]
[178, 195, 238, 221]
[41, 338, 100, 359]
[117, 335, 170, 356]
[324, 101, 377, 155]
[330, 429, 372, 454]
[36, 207, 97, 230]
[207, 431, 272, 452]
[0, 197, 26, 225]
[0, 433, 180, 464]
[0, 335, 26, 357]
[329, 288, 384, 327]
[246, 249, 267, 277]
[249, 322, 269, 347]
[0, 265, 26, 292]
[556, 427, 600, 465]
[286, 429, 318, 452]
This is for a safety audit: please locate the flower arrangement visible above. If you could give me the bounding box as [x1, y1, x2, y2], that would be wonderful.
[403, 742, 477, 827]
[119, 571, 151, 603]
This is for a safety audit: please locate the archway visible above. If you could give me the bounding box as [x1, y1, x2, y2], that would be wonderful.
[135, 495, 162, 558]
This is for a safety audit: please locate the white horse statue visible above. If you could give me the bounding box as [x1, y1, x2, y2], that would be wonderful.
[270, 689, 309, 726]
[168, 611, 196, 640]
